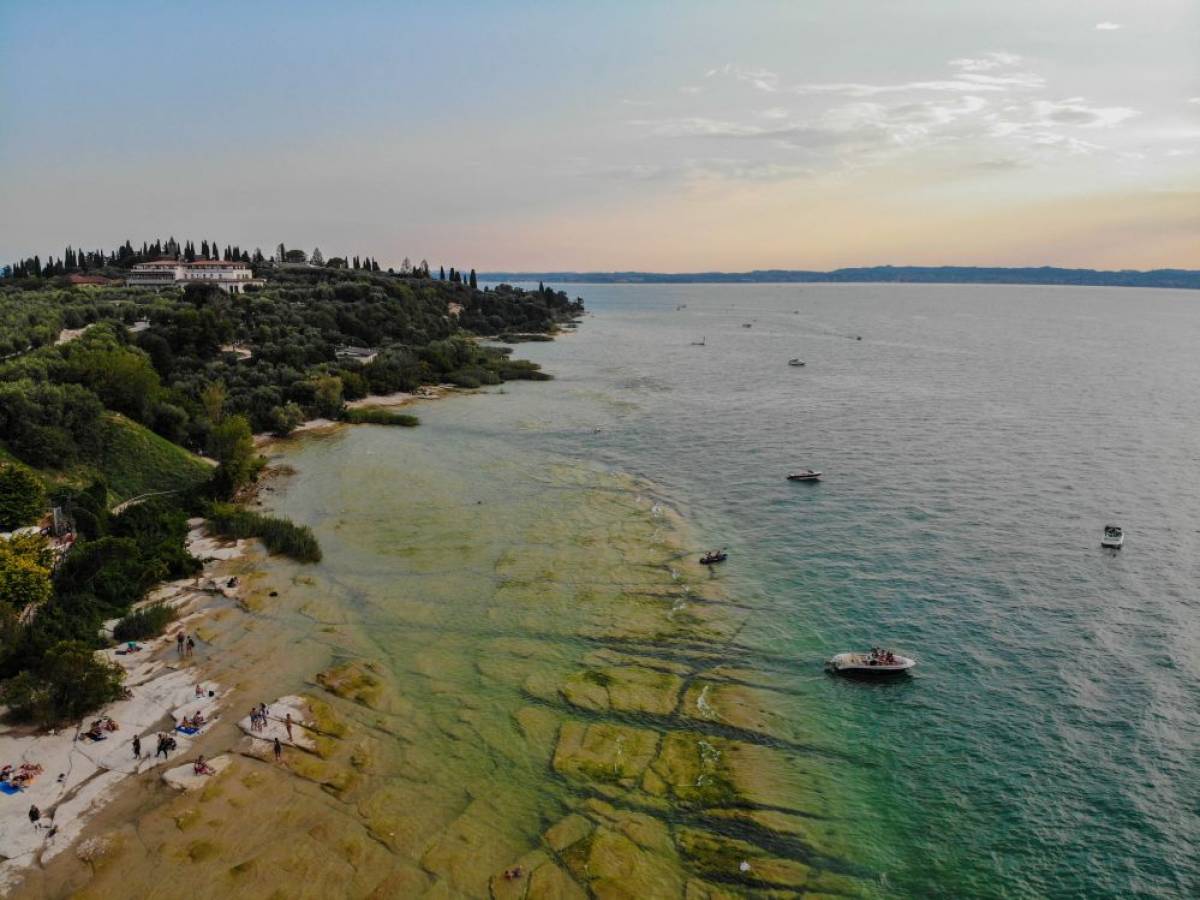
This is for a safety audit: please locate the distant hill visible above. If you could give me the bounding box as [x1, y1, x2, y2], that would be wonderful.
[480, 266, 1200, 290]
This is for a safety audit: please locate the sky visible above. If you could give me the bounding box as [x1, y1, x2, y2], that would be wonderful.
[1, 0, 1197, 271]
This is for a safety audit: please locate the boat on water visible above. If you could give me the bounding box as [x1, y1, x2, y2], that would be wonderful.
[788, 358, 805, 367]
[1101, 524, 1124, 549]
[700, 550, 727, 565]
[786, 469, 821, 481]
[690, 337, 706, 346]
[827, 648, 915, 676]
[742, 323, 752, 328]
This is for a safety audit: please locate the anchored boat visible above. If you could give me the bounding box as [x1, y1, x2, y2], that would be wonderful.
[700, 549, 727, 565]
[788, 358, 805, 367]
[1101, 524, 1124, 549]
[827, 649, 915, 676]
[786, 469, 822, 481]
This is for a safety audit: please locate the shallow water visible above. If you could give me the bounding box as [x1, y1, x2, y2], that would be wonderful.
[28, 283, 1199, 899]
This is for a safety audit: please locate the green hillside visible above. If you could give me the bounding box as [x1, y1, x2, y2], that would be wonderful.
[0, 413, 212, 506]
[93, 413, 213, 502]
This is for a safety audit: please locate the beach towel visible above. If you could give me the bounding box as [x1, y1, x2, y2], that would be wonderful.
[0, 782, 24, 795]
[176, 725, 200, 735]
[84, 732, 108, 742]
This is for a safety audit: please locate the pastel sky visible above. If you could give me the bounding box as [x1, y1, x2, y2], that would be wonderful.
[2, 0, 1197, 271]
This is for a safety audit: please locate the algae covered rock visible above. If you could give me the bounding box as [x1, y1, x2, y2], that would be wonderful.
[552, 720, 659, 787]
[561, 665, 685, 716]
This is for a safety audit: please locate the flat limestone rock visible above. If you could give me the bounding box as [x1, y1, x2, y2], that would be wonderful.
[420, 798, 528, 893]
[561, 666, 685, 716]
[236, 695, 316, 751]
[566, 825, 685, 899]
[552, 720, 660, 788]
[679, 681, 799, 743]
[676, 827, 811, 890]
[543, 813, 594, 853]
[161, 754, 233, 791]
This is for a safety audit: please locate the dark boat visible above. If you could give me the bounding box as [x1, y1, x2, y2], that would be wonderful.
[787, 469, 822, 481]
[700, 550, 727, 565]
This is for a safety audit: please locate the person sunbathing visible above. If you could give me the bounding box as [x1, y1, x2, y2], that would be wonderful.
[192, 756, 216, 776]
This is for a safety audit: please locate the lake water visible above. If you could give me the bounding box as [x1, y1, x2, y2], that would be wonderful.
[61, 282, 1193, 900]
[505, 283, 1200, 899]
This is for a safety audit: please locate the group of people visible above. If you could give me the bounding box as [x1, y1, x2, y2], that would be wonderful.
[867, 647, 898, 665]
[248, 702, 272, 732]
[178, 711, 207, 731]
[153, 732, 178, 759]
[174, 630, 196, 657]
[83, 717, 119, 741]
[1, 762, 43, 789]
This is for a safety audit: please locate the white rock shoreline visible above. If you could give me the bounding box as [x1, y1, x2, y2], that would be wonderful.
[0, 523, 249, 893]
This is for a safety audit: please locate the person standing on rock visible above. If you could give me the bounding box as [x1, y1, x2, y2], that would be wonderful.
[285, 713, 293, 741]
[185, 635, 195, 657]
[176, 631, 185, 655]
[273, 737, 283, 763]
[132, 734, 141, 758]
[28, 805, 40, 829]
[155, 734, 168, 759]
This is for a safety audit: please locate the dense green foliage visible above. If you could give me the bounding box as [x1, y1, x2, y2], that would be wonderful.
[0, 462, 46, 530]
[341, 407, 419, 427]
[0, 640, 126, 727]
[0, 254, 579, 727]
[205, 503, 321, 562]
[113, 603, 177, 642]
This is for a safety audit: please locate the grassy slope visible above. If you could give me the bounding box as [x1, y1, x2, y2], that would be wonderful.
[0, 414, 213, 505]
[94, 414, 213, 502]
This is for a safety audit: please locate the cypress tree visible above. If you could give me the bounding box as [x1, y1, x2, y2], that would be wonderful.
[469, 268, 477, 289]
[439, 265, 445, 281]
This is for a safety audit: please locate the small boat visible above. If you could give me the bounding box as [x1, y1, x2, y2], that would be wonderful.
[690, 337, 706, 346]
[700, 550, 727, 565]
[742, 323, 752, 328]
[827, 649, 915, 676]
[786, 469, 822, 481]
[1101, 524, 1124, 549]
[788, 358, 805, 367]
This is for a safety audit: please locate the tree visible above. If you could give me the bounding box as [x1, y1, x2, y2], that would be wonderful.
[201, 382, 226, 425]
[207, 414, 257, 490]
[311, 248, 324, 266]
[439, 265, 445, 281]
[401, 257, 412, 275]
[0, 533, 52, 610]
[276, 243, 286, 263]
[309, 374, 344, 418]
[469, 269, 477, 289]
[284, 249, 307, 264]
[0, 463, 45, 530]
[0, 640, 126, 726]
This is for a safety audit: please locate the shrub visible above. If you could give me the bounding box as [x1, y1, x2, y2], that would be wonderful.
[113, 603, 177, 642]
[341, 407, 419, 427]
[0, 640, 125, 727]
[205, 503, 321, 562]
[0, 462, 45, 530]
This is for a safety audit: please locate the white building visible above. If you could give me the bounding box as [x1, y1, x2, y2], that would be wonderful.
[127, 259, 264, 294]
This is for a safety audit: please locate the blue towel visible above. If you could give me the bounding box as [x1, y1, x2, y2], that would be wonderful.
[176, 725, 200, 735]
[0, 782, 24, 795]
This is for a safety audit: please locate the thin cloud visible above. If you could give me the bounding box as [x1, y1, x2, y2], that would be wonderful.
[1095, 22, 1123, 31]
[948, 52, 1023, 72]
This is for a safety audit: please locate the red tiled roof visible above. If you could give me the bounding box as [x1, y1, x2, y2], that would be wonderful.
[67, 274, 116, 285]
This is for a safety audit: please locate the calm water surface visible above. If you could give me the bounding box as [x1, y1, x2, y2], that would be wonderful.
[495, 283, 1200, 898]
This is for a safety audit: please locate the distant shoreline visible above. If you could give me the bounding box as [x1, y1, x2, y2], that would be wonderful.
[480, 265, 1200, 290]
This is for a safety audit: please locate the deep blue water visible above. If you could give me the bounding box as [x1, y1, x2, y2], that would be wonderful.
[491, 283, 1200, 898]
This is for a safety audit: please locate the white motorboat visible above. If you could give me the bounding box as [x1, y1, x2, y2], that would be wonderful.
[1101, 524, 1124, 549]
[827, 649, 915, 676]
[788, 358, 805, 367]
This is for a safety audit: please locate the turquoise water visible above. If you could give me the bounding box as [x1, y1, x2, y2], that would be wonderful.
[490, 283, 1200, 898]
